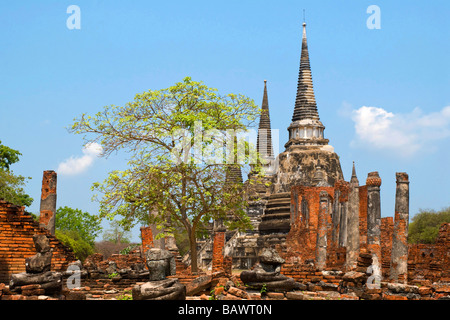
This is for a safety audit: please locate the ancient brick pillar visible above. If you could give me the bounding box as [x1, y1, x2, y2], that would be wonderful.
[212, 228, 226, 274]
[39, 170, 57, 235]
[346, 164, 360, 270]
[331, 189, 341, 248]
[366, 171, 382, 283]
[390, 172, 409, 283]
[140, 226, 154, 252]
[338, 202, 348, 248]
[335, 180, 350, 248]
[315, 191, 329, 270]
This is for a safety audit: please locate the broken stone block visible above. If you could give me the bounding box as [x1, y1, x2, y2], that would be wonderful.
[227, 286, 250, 299]
[25, 234, 53, 274]
[342, 271, 366, 282]
[10, 271, 62, 295]
[286, 291, 306, 300]
[33, 234, 51, 253]
[25, 251, 53, 274]
[145, 248, 176, 281]
[185, 274, 212, 296]
[132, 278, 185, 300]
[259, 248, 285, 273]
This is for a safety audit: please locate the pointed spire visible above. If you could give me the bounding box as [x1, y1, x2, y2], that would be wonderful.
[225, 135, 243, 186]
[292, 22, 320, 122]
[350, 161, 359, 186]
[257, 80, 274, 160]
[286, 21, 328, 149]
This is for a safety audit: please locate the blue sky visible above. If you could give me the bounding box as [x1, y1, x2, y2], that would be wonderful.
[0, 0, 449, 242]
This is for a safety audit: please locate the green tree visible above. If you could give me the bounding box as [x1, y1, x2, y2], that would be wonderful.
[0, 141, 22, 170]
[70, 77, 262, 272]
[408, 207, 450, 244]
[0, 140, 33, 207]
[55, 230, 95, 262]
[55, 206, 102, 246]
[102, 220, 131, 244]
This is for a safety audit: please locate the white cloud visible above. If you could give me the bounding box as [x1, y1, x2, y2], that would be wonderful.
[57, 142, 103, 175]
[351, 105, 450, 156]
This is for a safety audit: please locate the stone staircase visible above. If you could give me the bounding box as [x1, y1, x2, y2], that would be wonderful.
[258, 192, 291, 235]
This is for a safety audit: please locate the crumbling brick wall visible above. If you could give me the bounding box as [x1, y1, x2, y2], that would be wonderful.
[0, 200, 76, 283]
[407, 223, 450, 282]
[381, 217, 394, 277]
[358, 185, 368, 253]
[285, 186, 335, 263]
[211, 231, 226, 273]
[140, 226, 154, 252]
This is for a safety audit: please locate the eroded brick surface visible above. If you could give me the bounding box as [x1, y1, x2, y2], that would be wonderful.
[0, 200, 76, 284]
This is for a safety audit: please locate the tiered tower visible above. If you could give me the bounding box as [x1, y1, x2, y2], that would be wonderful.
[259, 22, 344, 240]
[271, 22, 344, 194]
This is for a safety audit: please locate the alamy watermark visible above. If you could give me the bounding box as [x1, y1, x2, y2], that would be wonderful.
[170, 121, 279, 169]
[66, 264, 81, 289]
[66, 5, 81, 30]
[366, 5, 381, 30]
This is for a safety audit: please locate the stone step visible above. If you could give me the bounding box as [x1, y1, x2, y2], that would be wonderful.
[261, 212, 290, 221]
[265, 206, 291, 214]
[268, 192, 291, 200]
[266, 200, 291, 207]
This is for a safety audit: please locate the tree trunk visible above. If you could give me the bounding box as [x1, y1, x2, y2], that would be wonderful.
[189, 228, 198, 273]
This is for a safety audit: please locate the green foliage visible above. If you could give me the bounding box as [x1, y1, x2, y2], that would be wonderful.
[260, 283, 268, 294]
[55, 206, 102, 246]
[119, 243, 140, 255]
[0, 140, 22, 170]
[70, 77, 262, 272]
[117, 289, 133, 300]
[55, 229, 94, 262]
[408, 207, 450, 244]
[102, 220, 131, 244]
[0, 140, 33, 207]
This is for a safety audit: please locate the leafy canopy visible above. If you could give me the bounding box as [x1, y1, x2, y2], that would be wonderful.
[70, 77, 263, 271]
[55, 206, 103, 246]
[408, 207, 450, 244]
[0, 140, 33, 207]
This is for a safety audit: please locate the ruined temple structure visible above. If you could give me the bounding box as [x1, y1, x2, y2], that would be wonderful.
[195, 21, 450, 288]
[0, 171, 77, 285]
[1, 20, 449, 301]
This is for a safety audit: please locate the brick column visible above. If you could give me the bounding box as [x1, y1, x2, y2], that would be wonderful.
[366, 172, 382, 283]
[331, 189, 341, 248]
[39, 170, 57, 235]
[140, 226, 154, 252]
[335, 180, 350, 248]
[346, 174, 360, 270]
[212, 219, 226, 273]
[390, 172, 409, 283]
[315, 191, 329, 270]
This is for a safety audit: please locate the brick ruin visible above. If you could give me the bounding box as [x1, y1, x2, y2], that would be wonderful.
[189, 22, 450, 300]
[0, 171, 76, 285]
[0, 21, 449, 301]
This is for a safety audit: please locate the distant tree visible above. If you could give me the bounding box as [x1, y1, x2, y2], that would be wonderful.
[0, 140, 33, 207]
[408, 207, 450, 244]
[102, 220, 131, 244]
[55, 206, 103, 246]
[94, 241, 130, 259]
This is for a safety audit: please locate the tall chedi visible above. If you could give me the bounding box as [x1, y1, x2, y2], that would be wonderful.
[271, 22, 343, 194]
[259, 21, 344, 239]
[247, 80, 276, 200]
[245, 80, 276, 232]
